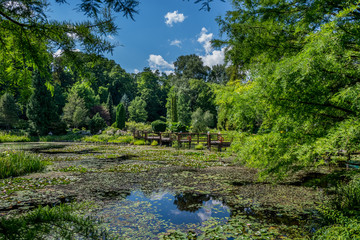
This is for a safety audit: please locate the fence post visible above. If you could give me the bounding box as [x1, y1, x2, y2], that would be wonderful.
[207, 132, 211, 151]
[145, 131, 148, 141]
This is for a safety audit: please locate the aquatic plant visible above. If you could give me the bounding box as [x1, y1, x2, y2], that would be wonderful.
[0, 151, 47, 179]
[0, 203, 113, 239]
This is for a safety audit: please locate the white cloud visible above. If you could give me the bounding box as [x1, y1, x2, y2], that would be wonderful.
[200, 48, 225, 68]
[165, 11, 186, 27]
[108, 35, 114, 40]
[197, 27, 225, 67]
[148, 54, 174, 70]
[197, 27, 213, 54]
[170, 39, 181, 48]
[53, 49, 63, 58]
[133, 69, 140, 74]
[164, 70, 175, 75]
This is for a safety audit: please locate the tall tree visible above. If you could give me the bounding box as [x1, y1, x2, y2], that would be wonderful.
[27, 72, 59, 135]
[116, 103, 126, 129]
[106, 93, 115, 124]
[128, 97, 147, 123]
[174, 54, 210, 80]
[0, 93, 18, 129]
[215, 0, 360, 177]
[62, 92, 89, 128]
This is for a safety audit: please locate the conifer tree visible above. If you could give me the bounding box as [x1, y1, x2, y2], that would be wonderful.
[171, 95, 178, 122]
[106, 93, 114, 124]
[27, 72, 59, 135]
[0, 93, 18, 129]
[116, 103, 126, 129]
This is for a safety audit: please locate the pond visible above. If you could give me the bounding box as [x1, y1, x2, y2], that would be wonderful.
[0, 142, 323, 239]
[96, 190, 230, 238]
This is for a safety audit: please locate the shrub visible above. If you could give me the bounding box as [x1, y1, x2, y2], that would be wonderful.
[89, 113, 107, 134]
[0, 132, 30, 143]
[133, 139, 146, 145]
[108, 136, 133, 144]
[151, 140, 158, 146]
[151, 120, 167, 132]
[126, 121, 152, 132]
[195, 143, 204, 150]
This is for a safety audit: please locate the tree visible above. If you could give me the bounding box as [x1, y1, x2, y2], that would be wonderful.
[62, 92, 89, 128]
[191, 108, 214, 133]
[208, 64, 229, 85]
[170, 95, 178, 123]
[27, 72, 59, 135]
[106, 93, 115, 124]
[174, 54, 210, 80]
[115, 103, 126, 129]
[214, 0, 360, 178]
[0, 93, 18, 129]
[128, 97, 147, 123]
[69, 82, 99, 111]
[89, 113, 107, 134]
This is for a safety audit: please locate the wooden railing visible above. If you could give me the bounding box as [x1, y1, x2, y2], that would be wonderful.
[133, 131, 232, 151]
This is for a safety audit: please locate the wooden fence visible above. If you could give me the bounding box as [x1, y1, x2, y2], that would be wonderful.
[133, 131, 232, 151]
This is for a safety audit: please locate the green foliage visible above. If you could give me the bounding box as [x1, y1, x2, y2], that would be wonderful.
[0, 151, 47, 179]
[151, 140, 158, 146]
[69, 82, 99, 111]
[170, 95, 178, 123]
[174, 54, 209, 80]
[62, 91, 89, 128]
[0, 132, 31, 143]
[191, 108, 214, 133]
[116, 103, 126, 129]
[314, 176, 360, 239]
[89, 113, 107, 134]
[168, 122, 188, 133]
[194, 143, 204, 150]
[128, 97, 148, 123]
[151, 120, 167, 132]
[106, 93, 115, 124]
[0, 203, 112, 239]
[26, 72, 60, 136]
[213, 0, 360, 177]
[133, 139, 146, 145]
[126, 121, 152, 132]
[0, 93, 18, 129]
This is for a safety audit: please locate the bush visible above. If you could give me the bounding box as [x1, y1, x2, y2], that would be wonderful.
[126, 121, 152, 132]
[48, 120, 67, 135]
[133, 139, 146, 145]
[89, 113, 107, 134]
[151, 120, 167, 132]
[195, 143, 204, 150]
[0, 132, 31, 143]
[108, 136, 133, 144]
[151, 140, 158, 146]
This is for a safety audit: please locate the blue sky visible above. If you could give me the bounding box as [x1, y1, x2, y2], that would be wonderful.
[48, 0, 232, 74]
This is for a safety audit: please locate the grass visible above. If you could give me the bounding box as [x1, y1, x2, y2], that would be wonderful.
[0, 151, 48, 179]
[0, 203, 113, 239]
[0, 131, 31, 143]
[39, 134, 84, 142]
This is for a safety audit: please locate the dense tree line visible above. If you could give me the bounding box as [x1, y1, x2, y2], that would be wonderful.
[0, 50, 227, 135]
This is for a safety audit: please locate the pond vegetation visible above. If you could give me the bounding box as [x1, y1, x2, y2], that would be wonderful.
[0, 142, 354, 239]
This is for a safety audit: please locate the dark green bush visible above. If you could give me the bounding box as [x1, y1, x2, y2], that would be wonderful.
[151, 120, 167, 132]
[89, 113, 106, 134]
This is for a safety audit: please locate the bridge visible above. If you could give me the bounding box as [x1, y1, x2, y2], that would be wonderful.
[133, 131, 232, 151]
